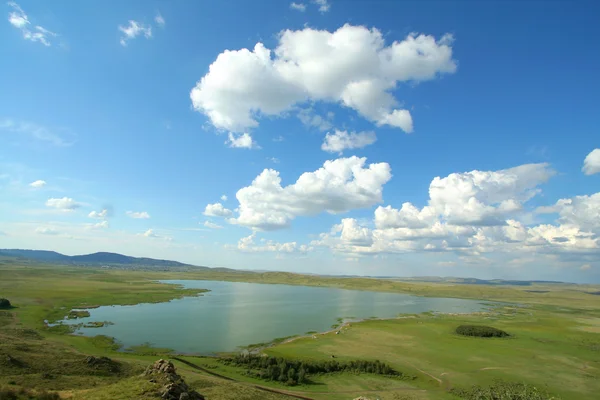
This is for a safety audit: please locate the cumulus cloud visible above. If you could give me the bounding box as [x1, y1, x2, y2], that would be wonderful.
[537, 193, 600, 234]
[8, 2, 58, 46]
[428, 163, 555, 226]
[236, 232, 312, 253]
[322, 130, 377, 153]
[220, 195, 228, 201]
[126, 211, 151, 219]
[140, 229, 171, 240]
[190, 24, 456, 134]
[29, 180, 46, 188]
[583, 149, 600, 175]
[142, 229, 158, 238]
[312, 163, 596, 265]
[290, 2, 306, 12]
[204, 221, 223, 229]
[35, 227, 59, 235]
[118, 20, 152, 46]
[231, 156, 392, 230]
[46, 197, 81, 211]
[204, 203, 233, 217]
[226, 132, 260, 149]
[88, 209, 108, 219]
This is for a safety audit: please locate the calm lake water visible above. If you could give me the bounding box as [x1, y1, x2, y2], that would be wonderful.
[65, 280, 491, 354]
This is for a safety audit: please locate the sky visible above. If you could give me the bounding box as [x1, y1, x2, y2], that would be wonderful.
[1, 0, 599, 283]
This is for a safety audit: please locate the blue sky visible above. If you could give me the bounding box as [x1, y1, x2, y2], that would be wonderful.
[1, 0, 599, 282]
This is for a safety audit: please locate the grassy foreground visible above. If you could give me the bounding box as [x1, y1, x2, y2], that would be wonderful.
[1, 262, 599, 399]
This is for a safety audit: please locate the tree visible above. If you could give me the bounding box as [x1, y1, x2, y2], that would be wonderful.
[298, 367, 306, 383]
[0, 298, 11, 309]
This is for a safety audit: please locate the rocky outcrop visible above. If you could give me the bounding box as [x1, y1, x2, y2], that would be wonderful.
[144, 359, 205, 400]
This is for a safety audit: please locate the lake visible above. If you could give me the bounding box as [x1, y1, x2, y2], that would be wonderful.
[65, 280, 492, 354]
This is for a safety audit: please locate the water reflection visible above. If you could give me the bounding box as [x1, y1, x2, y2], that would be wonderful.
[63, 280, 492, 354]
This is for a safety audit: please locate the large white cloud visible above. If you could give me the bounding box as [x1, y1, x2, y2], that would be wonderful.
[428, 163, 554, 226]
[231, 156, 392, 230]
[191, 24, 456, 133]
[46, 197, 81, 211]
[537, 193, 600, 234]
[322, 130, 376, 153]
[582, 149, 600, 175]
[312, 163, 600, 264]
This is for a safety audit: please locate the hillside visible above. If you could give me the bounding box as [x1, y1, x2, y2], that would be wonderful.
[0, 249, 192, 268]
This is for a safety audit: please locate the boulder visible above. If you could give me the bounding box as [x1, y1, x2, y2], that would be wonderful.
[145, 359, 204, 400]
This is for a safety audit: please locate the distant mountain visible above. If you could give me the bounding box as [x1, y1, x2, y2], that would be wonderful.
[388, 276, 567, 286]
[0, 249, 190, 268]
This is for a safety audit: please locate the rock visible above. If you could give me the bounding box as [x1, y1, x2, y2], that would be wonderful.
[145, 359, 204, 400]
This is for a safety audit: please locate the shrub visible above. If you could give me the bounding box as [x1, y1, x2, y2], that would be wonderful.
[0, 298, 11, 309]
[456, 325, 509, 338]
[451, 380, 560, 399]
[220, 354, 402, 386]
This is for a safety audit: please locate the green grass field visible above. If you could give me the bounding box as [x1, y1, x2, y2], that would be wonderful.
[1, 261, 599, 399]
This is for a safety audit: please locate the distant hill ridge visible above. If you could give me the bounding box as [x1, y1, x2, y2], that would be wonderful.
[0, 249, 190, 267]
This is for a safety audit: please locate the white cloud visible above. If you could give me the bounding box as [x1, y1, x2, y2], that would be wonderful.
[290, 2, 306, 12]
[88, 209, 108, 219]
[273, 135, 284, 142]
[204, 221, 223, 229]
[8, 2, 57, 46]
[298, 108, 333, 131]
[155, 13, 165, 27]
[231, 156, 392, 230]
[0, 119, 74, 146]
[126, 211, 151, 219]
[118, 20, 152, 46]
[322, 130, 377, 153]
[312, 0, 330, 13]
[220, 195, 228, 201]
[46, 197, 81, 211]
[311, 163, 597, 265]
[268, 157, 280, 164]
[204, 203, 233, 217]
[580, 264, 592, 271]
[29, 180, 46, 188]
[35, 227, 59, 235]
[582, 149, 600, 175]
[236, 232, 312, 253]
[226, 132, 260, 149]
[537, 193, 600, 234]
[142, 228, 158, 238]
[190, 24, 456, 134]
[86, 220, 109, 230]
[428, 163, 554, 226]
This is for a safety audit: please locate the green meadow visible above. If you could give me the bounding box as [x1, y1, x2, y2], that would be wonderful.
[1, 262, 599, 399]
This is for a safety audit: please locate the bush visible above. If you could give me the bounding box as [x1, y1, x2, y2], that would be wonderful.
[456, 325, 509, 338]
[451, 380, 560, 399]
[0, 387, 60, 400]
[0, 298, 11, 309]
[220, 354, 402, 386]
